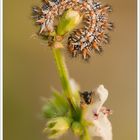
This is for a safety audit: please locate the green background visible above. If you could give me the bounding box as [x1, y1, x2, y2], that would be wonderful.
[4, 0, 137, 140]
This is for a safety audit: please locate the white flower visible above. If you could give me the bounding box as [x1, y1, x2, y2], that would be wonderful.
[85, 85, 112, 140]
[93, 85, 108, 114]
[88, 110, 112, 140]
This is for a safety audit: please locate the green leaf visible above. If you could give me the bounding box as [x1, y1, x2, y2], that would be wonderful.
[42, 90, 69, 119]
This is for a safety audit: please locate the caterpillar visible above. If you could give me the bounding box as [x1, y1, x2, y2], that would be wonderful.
[68, 3, 113, 60]
[32, 0, 113, 60]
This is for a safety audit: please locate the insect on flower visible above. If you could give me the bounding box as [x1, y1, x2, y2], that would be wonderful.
[32, 0, 113, 60]
[80, 91, 94, 108]
[84, 85, 113, 140]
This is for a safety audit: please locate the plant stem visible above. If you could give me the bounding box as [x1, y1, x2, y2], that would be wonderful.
[52, 47, 91, 140]
[80, 128, 91, 140]
[52, 48, 72, 101]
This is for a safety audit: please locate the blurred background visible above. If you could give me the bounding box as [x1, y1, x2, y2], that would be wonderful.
[3, 0, 137, 140]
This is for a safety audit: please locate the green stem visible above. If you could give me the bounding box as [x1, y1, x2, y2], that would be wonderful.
[52, 47, 91, 140]
[52, 48, 74, 105]
[80, 128, 91, 140]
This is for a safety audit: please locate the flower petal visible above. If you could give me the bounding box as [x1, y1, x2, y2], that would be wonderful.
[88, 112, 112, 140]
[84, 85, 112, 140]
[93, 85, 109, 114]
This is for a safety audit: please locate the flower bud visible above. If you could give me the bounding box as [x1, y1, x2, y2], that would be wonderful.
[71, 122, 83, 136]
[56, 9, 81, 35]
[44, 117, 72, 139]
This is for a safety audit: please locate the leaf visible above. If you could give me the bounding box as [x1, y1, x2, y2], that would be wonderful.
[42, 90, 69, 119]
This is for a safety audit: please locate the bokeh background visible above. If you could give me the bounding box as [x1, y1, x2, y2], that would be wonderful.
[3, 0, 137, 140]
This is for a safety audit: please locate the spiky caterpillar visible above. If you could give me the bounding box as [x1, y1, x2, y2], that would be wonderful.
[32, 0, 80, 33]
[68, 2, 113, 59]
[32, 0, 113, 60]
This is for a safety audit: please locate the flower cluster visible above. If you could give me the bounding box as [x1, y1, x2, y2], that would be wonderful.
[42, 80, 84, 139]
[32, 0, 113, 60]
[42, 82, 112, 140]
